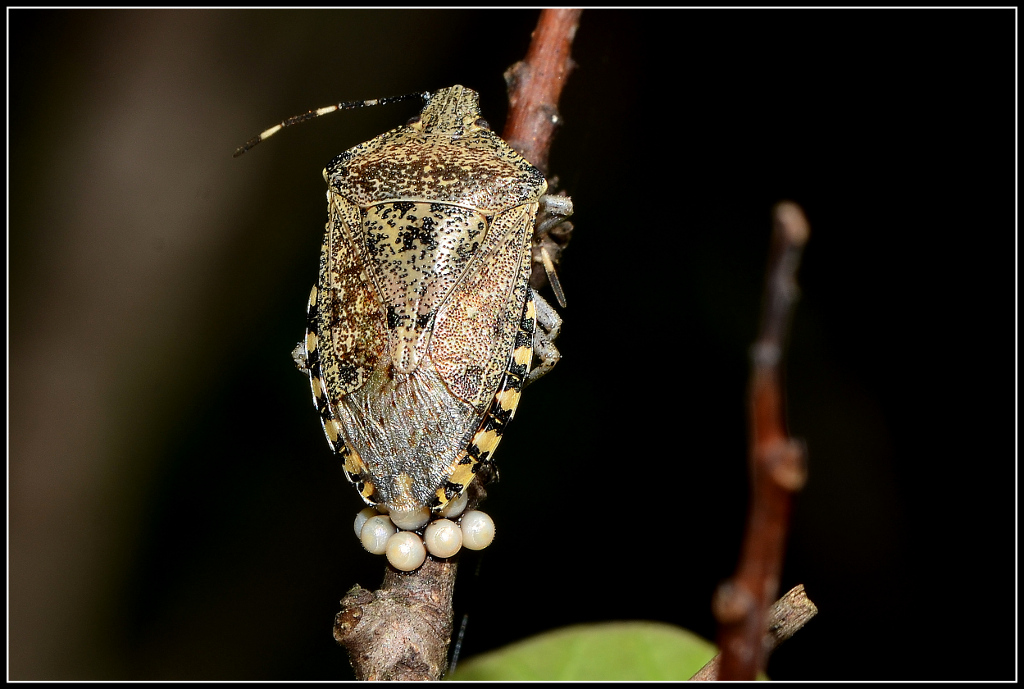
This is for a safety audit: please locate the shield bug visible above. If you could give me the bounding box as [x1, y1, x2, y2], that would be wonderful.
[239, 86, 570, 529]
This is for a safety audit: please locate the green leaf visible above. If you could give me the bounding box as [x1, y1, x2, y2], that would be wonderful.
[446, 621, 718, 681]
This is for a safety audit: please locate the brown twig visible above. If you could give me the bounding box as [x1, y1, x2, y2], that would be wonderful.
[504, 8, 581, 302]
[502, 8, 582, 175]
[691, 584, 818, 681]
[333, 10, 581, 681]
[334, 557, 458, 681]
[713, 201, 811, 680]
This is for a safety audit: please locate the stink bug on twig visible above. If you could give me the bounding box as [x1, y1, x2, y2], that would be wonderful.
[238, 86, 571, 563]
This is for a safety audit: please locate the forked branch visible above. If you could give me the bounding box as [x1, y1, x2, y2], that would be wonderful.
[712, 201, 811, 680]
[692, 584, 817, 681]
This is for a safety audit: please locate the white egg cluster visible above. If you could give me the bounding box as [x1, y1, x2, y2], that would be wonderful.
[353, 492, 495, 571]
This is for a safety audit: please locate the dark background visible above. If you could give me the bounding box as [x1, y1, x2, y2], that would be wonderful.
[8, 9, 1014, 681]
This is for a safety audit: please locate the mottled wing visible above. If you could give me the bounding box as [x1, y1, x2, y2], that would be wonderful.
[320, 191, 389, 397]
[430, 202, 537, 409]
[431, 289, 538, 507]
[426, 202, 538, 506]
[304, 190, 389, 502]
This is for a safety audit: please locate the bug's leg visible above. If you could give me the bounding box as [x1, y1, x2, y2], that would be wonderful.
[537, 193, 574, 234]
[295, 285, 324, 414]
[292, 342, 308, 373]
[534, 193, 574, 308]
[526, 289, 562, 386]
[294, 285, 318, 374]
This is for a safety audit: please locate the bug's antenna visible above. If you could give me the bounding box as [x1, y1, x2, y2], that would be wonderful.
[233, 90, 430, 157]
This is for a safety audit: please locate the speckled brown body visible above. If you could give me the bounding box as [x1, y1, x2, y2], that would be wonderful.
[295, 86, 556, 512]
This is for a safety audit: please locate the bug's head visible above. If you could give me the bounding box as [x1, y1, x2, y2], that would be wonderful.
[405, 85, 492, 139]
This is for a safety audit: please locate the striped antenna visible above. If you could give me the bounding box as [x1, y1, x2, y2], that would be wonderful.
[233, 91, 430, 157]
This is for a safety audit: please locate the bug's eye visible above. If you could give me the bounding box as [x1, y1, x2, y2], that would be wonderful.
[407, 115, 422, 126]
[474, 118, 490, 130]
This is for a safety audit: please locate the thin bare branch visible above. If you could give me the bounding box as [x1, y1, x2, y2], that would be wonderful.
[504, 8, 581, 303]
[713, 201, 811, 680]
[503, 8, 582, 175]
